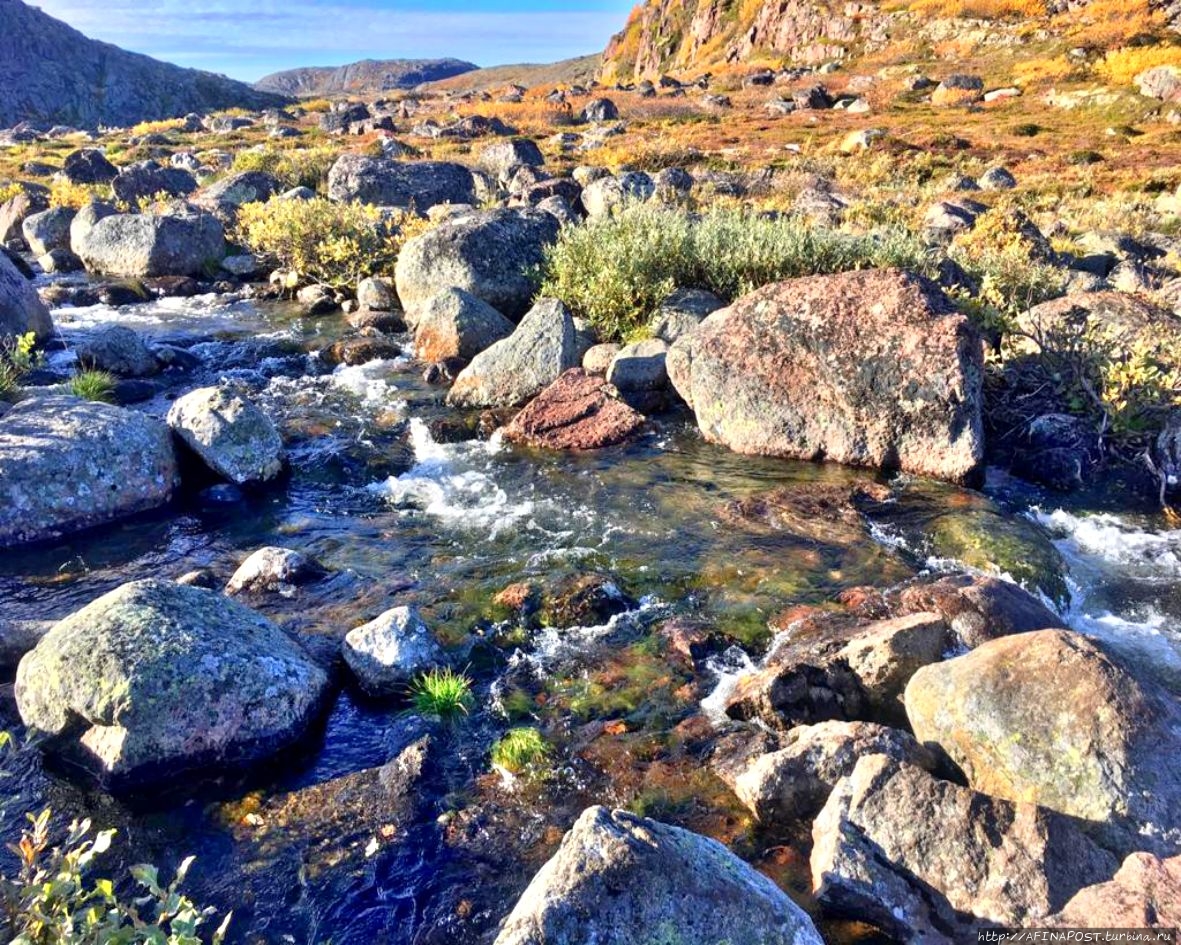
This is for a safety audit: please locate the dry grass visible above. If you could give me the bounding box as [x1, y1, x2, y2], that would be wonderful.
[909, 0, 1046, 19]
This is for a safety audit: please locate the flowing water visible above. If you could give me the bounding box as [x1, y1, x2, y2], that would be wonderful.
[2, 292, 1180, 943]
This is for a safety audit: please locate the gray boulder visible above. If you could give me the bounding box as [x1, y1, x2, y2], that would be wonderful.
[413, 287, 514, 363]
[478, 138, 545, 182]
[579, 98, 619, 123]
[395, 208, 559, 319]
[15, 579, 329, 790]
[194, 170, 280, 218]
[342, 605, 444, 695]
[75, 210, 225, 278]
[0, 245, 53, 341]
[74, 324, 159, 377]
[167, 385, 283, 485]
[21, 206, 74, 256]
[1, 188, 48, 244]
[648, 287, 725, 342]
[493, 805, 823, 945]
[111, 165, 198, 205]
[68, 200, 118, 252]
[446, 298, 590, 408]
[0, 396, 178, 548]
[581, 172, 655, 217]
[327, 154, 475, 209]
[61, 148, 118, 184]
[226, 546, 327, 596]
[357, 275, 399, 311]
[606, 339, 669, 392]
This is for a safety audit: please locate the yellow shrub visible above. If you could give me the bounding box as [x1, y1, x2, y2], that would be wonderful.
[234, 196, 428, 288]
[1067, 0, 1165, 47]
[130, 118, 184, 136]
[300, 99, 333, 113]
[49, 179, 110, 209]
[0, 182, 23, 205]
[1097, 45, 1181, 87]
[231, 146, 339, 191]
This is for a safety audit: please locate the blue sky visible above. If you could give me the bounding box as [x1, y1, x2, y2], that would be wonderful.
[33, 0, 635, 82]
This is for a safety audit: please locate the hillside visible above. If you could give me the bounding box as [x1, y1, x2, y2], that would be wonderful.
[255, 58, 479, 96]
[0, 0, 287, 128]
[421, 55, 602, 93]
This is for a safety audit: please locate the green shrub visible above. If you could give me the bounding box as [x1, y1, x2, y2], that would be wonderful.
[69, 369, 117, 403]
[231, 147, 338, 191]
[410, 667, 474, 719]
[538, 203, 936, 341]
[234, 196, 426, 289]
[490, 727, 550, 775]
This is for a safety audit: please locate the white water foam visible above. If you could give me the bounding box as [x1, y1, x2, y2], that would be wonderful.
[700, 645, 759, 727]
[329, 358, 410, 407]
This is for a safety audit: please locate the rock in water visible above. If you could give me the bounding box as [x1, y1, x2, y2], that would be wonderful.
[226, 547, 327, 596]
[0, 396, 178, 547]
[666, 269, 984, 484]
[413, 287, 514, 363]
[167, 386, 283, 485]
[446, 298, 590, 408]
[74, 324, 159, 377]
[74, 210, 225, 278]
[502, 369, 646, 451]
[342, 605, 444, 695]
[395, 208, 559, 320]
[0, 244, 53, 340]
[493, 805, 824, 945]
[905, 628, 1181, 856]
[14, 579, 329, 790]
[811, 755, 1117, 942]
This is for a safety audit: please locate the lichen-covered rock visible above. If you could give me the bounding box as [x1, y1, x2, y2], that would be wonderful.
[905, 629, 1181, 856]
[647, 287, 724, 342]
[502, 369, 646, 451]
[327, 154, 475, 208]
[342, 605, 444, 695]
[111, 164, 197, 205]
[478, 138, 545, 182]
[447, 298, 590, 408]
[15, 579, 329, 790]
[811, 755, 1117, 942]
[167, 386, 283, 485]
[931, 74, 984, 106]
[21, 205, 75, 256]
[395, 208, 559, 320]
[606, 339, 668, 392]
[667, 269, 984, 484]
[493, 805, 824, 945]
[1049, 852, 1181, 928]
[0, 242, 53, 340]
[0, 396, 178, 547]
[74, 209, 225, 278]
[194, 170, 280, 218]
[413, 287, 514, 363]
[226, 547, 327, 596]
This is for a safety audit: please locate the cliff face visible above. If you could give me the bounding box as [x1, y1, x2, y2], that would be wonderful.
[255, 59, 480, 96]
[0, 0, 288, 128]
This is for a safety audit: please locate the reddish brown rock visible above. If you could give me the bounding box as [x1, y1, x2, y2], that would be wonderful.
[1049, 852, 1181, 927]
[667, 269, 984, 484]
[502, 369, 645, 451]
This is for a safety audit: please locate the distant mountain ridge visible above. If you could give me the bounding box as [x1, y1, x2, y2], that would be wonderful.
[0, 0, 288, 128]
[255, 58, 479, 96]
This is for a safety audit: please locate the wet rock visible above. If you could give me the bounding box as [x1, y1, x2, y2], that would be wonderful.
[74, 324, 159, 377]
[502, 368, 646, 451]
[905, 629, 1181, 856]
[167, 386, 283, 485]
[581, 342, 621, 376]
[15, 579, 329, 791]
[327, 154, 475, 209]
[541, 572, 636, 628]
[297, 283, 336, 315]
[1048, 852, 1181, 927]
[0, 396, 178, 547]
[811, 755, 1118, 941]
[0, 243, 53, 340]
[357, 275, 398, 311]
[1011, 413, 1097, 491]
[447, 298, 590, 408]
[38, 248, 82, 273]
[325, 336, 401, 367]
[715, 720, 936, 823]
[648, 287, 725, 342]
[493, 806, 823, 945]
[342, 605, 444, 695]
[21, 206, 74, 256]
[478, 138, 545, 182]
[61, 148, 117, 184]
[226, 546, 328, 596]
[220, 253, 261, 278]
[413, 287, 514, 363]
[931, 74, 984, 106]
[667, 269, 984, 484]
[111, 165, 197, 205]
[0, 618, 51, 672]
[395, 208, 559, 320]
[74, 210, 225, 278]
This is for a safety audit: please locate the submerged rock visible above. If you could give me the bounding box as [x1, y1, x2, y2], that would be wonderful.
[667, 269, 984, 484]
[226, 547, 328, 596]
[15, 579, 329, 791]
[0, 396, 178, 547]
[167, 386, 283, 485]
[905, 629, 1181, 856]
[502, 369, 646, 451]
[342, 605, 444, 695]
[493, 806, 823, 945]
[812, 755, 1116, 942]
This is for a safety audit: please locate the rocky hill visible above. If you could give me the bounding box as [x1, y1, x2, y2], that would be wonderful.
[0, 0, 288, 129]
[255, 58, 479, 96]
[421, 55, 601, 94]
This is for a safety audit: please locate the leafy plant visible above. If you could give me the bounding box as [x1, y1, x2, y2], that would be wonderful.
[410, 667, 474, 720]
[0, 332, 41, 402]
[49, 179, 111, 210]
[490, 727, 550, 775]
[69, 370, 117, 403]
[231, 147, 338, 191]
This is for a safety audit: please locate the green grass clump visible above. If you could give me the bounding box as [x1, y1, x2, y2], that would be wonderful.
[69, 369, 117, 403]
[538, 202, 935, 341]
[410, 667, 474, 719]
[490, 727, 551, 775]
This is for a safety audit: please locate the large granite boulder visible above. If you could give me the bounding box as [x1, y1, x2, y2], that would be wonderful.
[446, 298, 590, 408]
[0, 244, 53, 340]
[502, 369, 646, 451]
[74, 324, 159, 377]
[61, 148, 118, 184]
[0, 397, 178, 547]
[166, 386, 283, 485]
[74, 210, 225, 278]
[478, 138, 545, 182]
[15, 579, 329, 790]
[342, 605, 444, 695]
[493, 805, 823, 945]
[395, 208, 559, 320]
[812, 755, 1117, 942]
[327, 154, 475, 209]
[21, 206, 75, 256]
[667, 269, 985, 484]
[1049, 852, 1181, 928]
[905, 629, 1181, 856]
[412, 287, 514, 363]
[193, 170, 280, 218]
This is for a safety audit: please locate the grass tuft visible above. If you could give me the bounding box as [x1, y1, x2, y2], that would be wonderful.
[410, 667, 474, 719]
[69, 369, 117, 403]
[490, 727, 550, 775]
